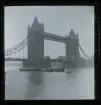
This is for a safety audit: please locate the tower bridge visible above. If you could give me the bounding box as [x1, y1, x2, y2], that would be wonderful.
[5, 16, 91, 68]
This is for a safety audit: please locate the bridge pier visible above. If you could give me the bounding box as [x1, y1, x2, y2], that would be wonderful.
[23, 59, 51, 68]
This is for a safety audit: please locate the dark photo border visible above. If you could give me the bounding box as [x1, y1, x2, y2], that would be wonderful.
[0, 0, 100, 104]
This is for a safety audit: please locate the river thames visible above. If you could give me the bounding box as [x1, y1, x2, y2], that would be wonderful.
[5, 61, 94, 100]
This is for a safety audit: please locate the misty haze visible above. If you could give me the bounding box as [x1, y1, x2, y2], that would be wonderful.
[5, 6, 94, 100]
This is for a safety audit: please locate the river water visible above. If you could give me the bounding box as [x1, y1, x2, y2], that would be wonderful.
[5, 61, 94, 100]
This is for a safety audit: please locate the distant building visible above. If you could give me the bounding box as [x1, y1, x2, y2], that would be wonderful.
[51, 62, 62, 68]
[44, 56, 51, 59]
[57, 56, 66, 60]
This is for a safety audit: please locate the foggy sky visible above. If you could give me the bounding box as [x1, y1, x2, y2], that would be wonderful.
[4, 6, 94, 58]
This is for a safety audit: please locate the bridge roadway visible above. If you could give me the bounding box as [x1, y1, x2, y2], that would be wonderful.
[5, 58, 69, 63]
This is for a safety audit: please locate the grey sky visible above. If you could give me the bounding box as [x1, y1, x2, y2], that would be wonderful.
[4, 6, 94, 58]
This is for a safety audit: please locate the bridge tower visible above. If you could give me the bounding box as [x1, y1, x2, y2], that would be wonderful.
[65, 29, 80, 67]
[23, 16, 45, 68]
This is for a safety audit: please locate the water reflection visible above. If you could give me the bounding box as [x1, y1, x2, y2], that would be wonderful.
[5, 66, 94, 100]
[25, 71, 44, 99]
[27, 71, 43, 85]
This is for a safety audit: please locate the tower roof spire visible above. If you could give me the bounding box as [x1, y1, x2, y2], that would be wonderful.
[31, 16, 39, 28]
[34, 16, 42, 24]
[68, 29, 79, 39]
[69, 29, 75, 36]
[31, 16, 44, 30]
[76, 32, 79, 37]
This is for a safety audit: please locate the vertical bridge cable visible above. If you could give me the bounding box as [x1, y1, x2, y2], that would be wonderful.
[19, 49, 21, 59]
[14, 52, 16, 58]
[23, 47, 24, 59]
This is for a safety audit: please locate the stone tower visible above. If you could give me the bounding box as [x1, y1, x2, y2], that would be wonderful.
[23, 16, 45, 68]
[65, 29, 80, 67]
[28, 16, 44, 60]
